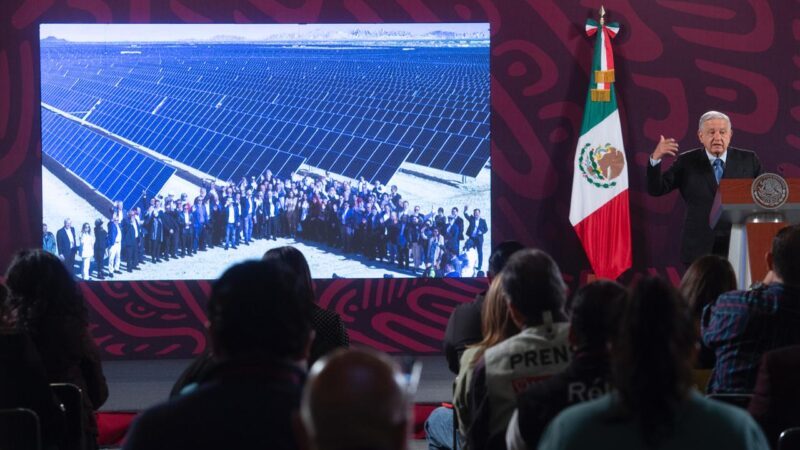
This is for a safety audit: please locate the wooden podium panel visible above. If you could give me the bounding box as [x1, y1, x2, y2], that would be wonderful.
[745, 222, 787, 283]
[719, 178, 799, 287]
[720, 178, 800, 203]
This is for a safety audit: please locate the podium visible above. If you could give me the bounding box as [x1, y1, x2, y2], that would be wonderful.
[718, 177, 800, 289]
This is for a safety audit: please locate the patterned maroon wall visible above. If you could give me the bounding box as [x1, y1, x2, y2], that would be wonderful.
[1, 0, 797, 359]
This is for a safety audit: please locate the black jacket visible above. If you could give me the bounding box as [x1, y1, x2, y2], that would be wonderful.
[647, 147, 762, 263]
[125, 358, 305, 450]
[443, 292, 485, 374]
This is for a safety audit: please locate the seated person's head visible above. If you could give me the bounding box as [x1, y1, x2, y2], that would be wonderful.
[3, 249, 86, 331]
[569, 280, 626, 351]
[680, 255, 736, 321]
[207, 259, 313, 361]
[300, 348, 409, 450]
[768, 224, 800, 287]
[263, 246, 315, 303]
[487, 240, 524, 279]
[612, 276, 695, 445]
[501, 249, 567, 328]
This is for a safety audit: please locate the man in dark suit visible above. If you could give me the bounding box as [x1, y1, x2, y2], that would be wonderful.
[191, 197, 207, 251]
[122, 210, 140, 272]
[647, 111, 762, 265]
[162, 201, 179, 260]
[56, 218, 77, 276]
[445, 207, 464, 255]
[463, 205, 489, 271]
[93, 219, 108, 279]
[240, 189, 255, 245]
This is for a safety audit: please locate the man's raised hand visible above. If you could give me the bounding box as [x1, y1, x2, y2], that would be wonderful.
[652, 135, 679, 161]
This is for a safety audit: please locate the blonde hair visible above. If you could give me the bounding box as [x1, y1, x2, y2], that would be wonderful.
[469, 272, 520, 364]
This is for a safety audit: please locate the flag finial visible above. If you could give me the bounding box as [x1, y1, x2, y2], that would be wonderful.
[599, 6, 606, 26]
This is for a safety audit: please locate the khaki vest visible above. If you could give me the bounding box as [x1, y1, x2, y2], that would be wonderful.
[484, 322, 572, 436]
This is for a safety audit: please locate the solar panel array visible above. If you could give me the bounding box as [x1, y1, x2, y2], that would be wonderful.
[40, 42, 489, 184]
[41, 107, 176, 210]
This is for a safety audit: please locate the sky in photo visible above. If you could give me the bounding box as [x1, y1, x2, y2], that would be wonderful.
[41, 23, 489, 43]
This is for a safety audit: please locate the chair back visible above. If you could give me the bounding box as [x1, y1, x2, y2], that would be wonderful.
[780, 427, 800, 450]
[707, 393, 753, 409]
[0, 408, 41, 450]
[50, 383, 84, 450]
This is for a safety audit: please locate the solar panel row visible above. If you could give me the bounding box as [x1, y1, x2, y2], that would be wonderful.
[40, 43, 489, 183]
[41, 108, 176, 211]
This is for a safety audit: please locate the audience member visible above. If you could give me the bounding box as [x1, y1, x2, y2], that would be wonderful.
[0, 283, 66, 450]
[443, 241, 524, 374]
[537, 276, 769, 450]
[264, 246, 350, 366]
[680, 255, 737, 369]
[748, 345, 800, 448]
[170, 246, 349, 397]
[703, 224, 800, 393]
[3, 249, 108, 450]
[124, 259, 314, 450]
[426, 272, 520, 450]
[298, 348, 410, 450]
[505, 280, 626, 450]
[468, 249, 571, 450]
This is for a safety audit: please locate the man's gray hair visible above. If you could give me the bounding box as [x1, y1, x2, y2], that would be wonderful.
[698, 111, 732, 131]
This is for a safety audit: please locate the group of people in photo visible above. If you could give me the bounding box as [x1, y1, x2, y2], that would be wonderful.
[42, 171, 489, 279]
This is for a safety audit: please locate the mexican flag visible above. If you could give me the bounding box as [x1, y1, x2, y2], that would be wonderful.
[568, 16, 632, 280]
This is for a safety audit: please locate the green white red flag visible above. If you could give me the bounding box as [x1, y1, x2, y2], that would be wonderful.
[568, 16, 632, 280]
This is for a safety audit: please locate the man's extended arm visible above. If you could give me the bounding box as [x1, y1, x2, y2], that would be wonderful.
[647, 135, 682, 196]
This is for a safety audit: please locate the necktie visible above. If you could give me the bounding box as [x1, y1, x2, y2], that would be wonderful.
[713, 158, 724, 184]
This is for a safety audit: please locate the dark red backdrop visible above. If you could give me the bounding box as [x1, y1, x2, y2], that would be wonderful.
[1, 0, 797, 359]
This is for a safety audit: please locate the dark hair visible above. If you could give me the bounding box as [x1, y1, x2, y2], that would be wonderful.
[0, 283, 10, 328]
[208, 259, 313, 359]
[570, 280, 626, 349]
[501, 249, 567, 326]
[263, 246, 315, 304]
[611, 276, 695, 446]
[487, 241, 525, 278]
[772, 224, 800, 286]
[3, 249, 88, 334]
[680, 255, 736, 320]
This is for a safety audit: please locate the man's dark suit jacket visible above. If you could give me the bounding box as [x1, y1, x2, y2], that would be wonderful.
[56, 226, 76, 258]
[647, 147, 762, 264]
[122, 218, 139, 247]
[748, 345, 800, 448]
